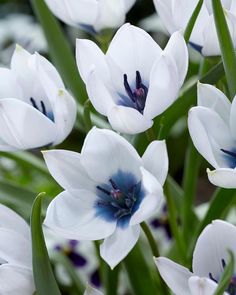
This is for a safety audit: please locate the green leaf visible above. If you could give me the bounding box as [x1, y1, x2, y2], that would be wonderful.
[184, 0, 204, 42]
[30, 0, 87, 103]
[212, 0, 236, 99]
[214, 251, 234, 295]
[31, 193, 61, 295]
[124, 243, 159, 295]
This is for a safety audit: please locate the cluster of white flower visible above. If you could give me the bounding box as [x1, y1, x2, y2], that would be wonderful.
[1, 0, 236, 294]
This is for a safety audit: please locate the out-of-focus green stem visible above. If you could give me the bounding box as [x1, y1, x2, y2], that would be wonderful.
[83, 100, 93, 132]
[184, 0, 204, 42]
[141, 222, 160, 257]
[212, 0, 236, 99]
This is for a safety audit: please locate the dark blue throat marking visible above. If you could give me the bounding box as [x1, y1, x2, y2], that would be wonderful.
[221, 149, 236, 168]
[95, 170, 145, 228]
[189, 41, 203, 54]
[30, 97, 54, 122]
[118, 71, 148, 114]
[78, 24, 97, 35]
[209, 259, 236, 294]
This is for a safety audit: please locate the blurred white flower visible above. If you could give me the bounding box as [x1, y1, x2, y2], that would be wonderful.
[43, 127, 167, 269]
[188, 82, 236, 188]
[84, 285, 103, 295]
[0, 14, 47, 66]
[0, 204, 34, 294]
[45, 0, 136, 32]
[0, 45, 76, 151]
[76, 23, 188, 134]
[153, 0, 236, 56]
[155, 220, 236, 295]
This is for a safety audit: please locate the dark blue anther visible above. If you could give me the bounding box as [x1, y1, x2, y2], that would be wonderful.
[30, 97, 54, 122]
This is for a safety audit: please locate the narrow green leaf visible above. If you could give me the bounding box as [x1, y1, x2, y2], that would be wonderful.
[214, 251, 234, 295]
[212, 0, 236, 99]
[104, 264, 120, 295]
[184, 0, 204, 42]
[31, 193, 61, 295]
[30, 0, 87, 103]
[124, 243, 159, 295]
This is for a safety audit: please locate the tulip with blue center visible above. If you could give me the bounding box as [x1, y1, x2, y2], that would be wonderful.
[0, 204, 35, 294]
[155, 220, 236, 295]
[43, 128, 167, 269]
[76, 23, 188, 134]
[154, 0, 236, 56]
[44, 0, 136, 33]
[188, 83, 236, 188]
[0, 45, 76, 151]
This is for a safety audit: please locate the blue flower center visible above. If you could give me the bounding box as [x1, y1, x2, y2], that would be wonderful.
[221, 149, 236, 168]
[209, 259, 236, 294]
[119, 71, 148, 114]
[95, 171, 144, 227]
[30, 97, 54, 122]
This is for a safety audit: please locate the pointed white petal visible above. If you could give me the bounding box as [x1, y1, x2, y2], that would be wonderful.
[130, 167, 164, 225]
[153, 0, 177, 33]
[207, 168, 236, 188]
[100, 225, 140, 269]
[44, 190, 116, 240]
[43, 150, 96, 191]
[193, 220, 236, 279]
[107, 105, 153, 134]
[230, 95, 236, 140]
[197, 83, 231, 123]
[81, 128, 142, 183]
[0, 265, 34, 295]
[164, 31, 188, 86]
[76, 39, 109, 83]
[155, 257, 193, 295]
[188, 106, 234, 169]
[0, 99, 56, 150]
[142, 140, 168, 185]
[0, 68, 23, 100]
[107, 23, 162, 83]
[188, 276, 222, 295]
[144, 55, 179, 119]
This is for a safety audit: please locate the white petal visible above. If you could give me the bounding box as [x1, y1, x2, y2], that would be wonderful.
[123, 0, 136, 12]
[0, 265, 34, 295]
[107, 105, 153, 134]
[188, 106, 234, 169]
[164, 31, 188, 86]
[0, 99, 56, 150]
[100, 225, 140, 269]
[86, 70, 116, 116]
[52, 89, 77, 145]
[44, 190, 116, 240]
[11, 44, 31, 76]
[81, 128, 142, 183]
[188, 276, 221, 295]
[76, 39, 109, 83]
[153, 0, 177, 34]
[0, 229, 31, 268]
[84, 285, 103, 295]
[130, 167, 164, 225]
[142, 140, 168, 185]
[107, 23, 162, 83]
[193, 220, 236, 279]
[0, 204, 30, 241]
[144, 55, 179, 119]
[155, 257, 192, 295]
[197, 82, 231, 123]
[207, 168, 236, 188]
[202, 12, 236, 56]
[230, 95, 236, 140]
[42, 150, 96, 191]
[0, 68, 23, 100]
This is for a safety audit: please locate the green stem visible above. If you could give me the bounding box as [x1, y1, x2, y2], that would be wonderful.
[145, 126, 156, 142]
[164, 182, 187, 263]
[184, 0, 204, 42]
[212, 0, 236, 99]
[141, 222, 160, 257]
[83, 99, 92, 132]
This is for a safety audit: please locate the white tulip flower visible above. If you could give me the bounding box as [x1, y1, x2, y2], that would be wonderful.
[188, 82, 236, 188]
[153, 0, 236, 56]
[155, 220, 236, 295]
[84, 285, 103, 295]
[43, 127, 167, 269]
[0, 204, 35, 294]
[45, 0, 136, 32]
[0, 45, 76, 151]
[76, 23, 188, 134]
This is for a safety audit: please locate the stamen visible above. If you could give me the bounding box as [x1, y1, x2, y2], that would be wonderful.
[222, 258, 226, 268]
[41, 101, 47, 116]
[136, 71, 142, 89]
[209, 272, 218, 283]
[30, 97, 38, 110]
[221, 149, 236, 158]
[96, 186, 110, 195]
[109, 179, 118, 190]
[124, 74, 135, 103]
